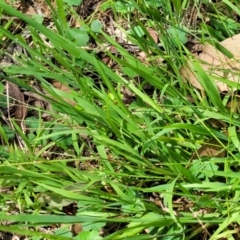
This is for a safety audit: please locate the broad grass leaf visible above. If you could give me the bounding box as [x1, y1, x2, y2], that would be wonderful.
[33, 182, 103, 203]
[186, 60, 225, 112]
[38, 182, 90, 207]
[228, 126, 240, 151]
[55, 227, 72, 238]
[167, 26, 188, 46]
[63, 0, 82, 6]
[117, 212, 172, 238]
[131, 26, 145, 37]
[0, 226, 71, 240]
[222, 0, 240, 16]
[76, 230, 102, 240]
[190, 160, 219, 179]
[67, 28, 89, 46]
[115, 1, 135, 13]
[161, 124, 228, 141]
[91, 20, 103, 33]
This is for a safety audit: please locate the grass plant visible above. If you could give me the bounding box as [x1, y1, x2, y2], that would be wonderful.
[0, 0, 240, 239]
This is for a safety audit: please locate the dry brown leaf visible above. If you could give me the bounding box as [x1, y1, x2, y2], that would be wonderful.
[147, 28, 159, 44]
[6, 0, 53, 17]
[6, 82, 28, 130]
[23, 6, 37, 15]
[71, 223, 83, 236]
[102, 56, 111, 65]
[208, 118, 227, 129]
[191, 139, 226, 160]
[52, 81, 76, 106]
[138, 51, 147, 62]
[227, 97, 240, 113]
[52, 81, 71, 92]
[181, 34, 240, 92]
[115, 28, 128, 44]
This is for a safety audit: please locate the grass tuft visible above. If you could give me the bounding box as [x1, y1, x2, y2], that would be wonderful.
[1, 0, 240, 239]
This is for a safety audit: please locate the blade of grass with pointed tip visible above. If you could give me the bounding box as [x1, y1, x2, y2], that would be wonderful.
[188, 60, 225, 113]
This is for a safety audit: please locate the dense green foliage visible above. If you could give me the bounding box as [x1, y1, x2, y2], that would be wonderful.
[1, 0, 240, 239]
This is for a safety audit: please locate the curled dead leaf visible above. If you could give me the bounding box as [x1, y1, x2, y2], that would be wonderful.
[181, 34, 240, 92]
